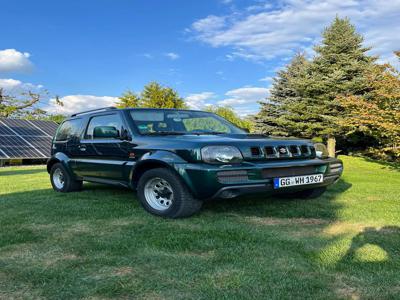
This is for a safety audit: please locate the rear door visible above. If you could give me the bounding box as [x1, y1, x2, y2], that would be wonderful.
[74, 112, 132, 181]
[52, 118, 84, 164]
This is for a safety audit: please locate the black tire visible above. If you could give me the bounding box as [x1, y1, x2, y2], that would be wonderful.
[137, 168, 202, 218]
[50, 163, 82, 193]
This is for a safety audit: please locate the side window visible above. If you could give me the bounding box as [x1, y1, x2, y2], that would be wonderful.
[55, 119, 83, 141]
[85, 114, 123, 139]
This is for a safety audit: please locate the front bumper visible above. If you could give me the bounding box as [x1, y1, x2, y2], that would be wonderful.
[174, 158, 343, 200]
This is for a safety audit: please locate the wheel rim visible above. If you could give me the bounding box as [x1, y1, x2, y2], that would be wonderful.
[53, 168, 65, 189]
[144, 177, 174, 211]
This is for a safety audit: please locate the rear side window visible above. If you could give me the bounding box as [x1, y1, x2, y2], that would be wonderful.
[85, 113, 123, 139]
[55, 119, 83, 141]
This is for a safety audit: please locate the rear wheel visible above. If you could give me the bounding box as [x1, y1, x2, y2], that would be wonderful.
[50, 163, 82, 193]
[137, 168, 202, 218]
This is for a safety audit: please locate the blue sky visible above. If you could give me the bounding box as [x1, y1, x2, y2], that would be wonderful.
[1, 0, 399, 116]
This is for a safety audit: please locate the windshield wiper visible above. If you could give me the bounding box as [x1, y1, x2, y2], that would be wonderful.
[142, 131, 187, 136]
[189, 131, 226, 135]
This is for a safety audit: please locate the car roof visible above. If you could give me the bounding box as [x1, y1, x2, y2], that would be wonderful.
[68, 107, 209, 118]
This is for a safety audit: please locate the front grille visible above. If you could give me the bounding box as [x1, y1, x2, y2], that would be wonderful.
[250, 147, 261, 156]
[260, 145, 315, 159]
[217, 170, 249, 184]
[262, 166, 319, 178]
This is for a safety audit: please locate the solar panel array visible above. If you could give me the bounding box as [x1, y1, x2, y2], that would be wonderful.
[0, 118, 59, 159]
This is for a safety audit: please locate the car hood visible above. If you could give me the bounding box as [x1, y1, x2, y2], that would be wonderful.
[137, 133, 311, 146]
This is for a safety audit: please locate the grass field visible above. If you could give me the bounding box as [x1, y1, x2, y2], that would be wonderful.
[0, 156, 400, 299]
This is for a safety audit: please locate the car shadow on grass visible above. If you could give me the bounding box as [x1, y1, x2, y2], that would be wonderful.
[333, 225, 400, 299]
[0, 167, 46, 176]
[203, 179, 352, 221]
[361, 156, 400, 172]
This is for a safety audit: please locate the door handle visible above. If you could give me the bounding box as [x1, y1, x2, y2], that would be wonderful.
[79, 145, 87, 151]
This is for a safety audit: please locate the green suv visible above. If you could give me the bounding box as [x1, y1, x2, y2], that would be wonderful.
[47, 107, 343, 218]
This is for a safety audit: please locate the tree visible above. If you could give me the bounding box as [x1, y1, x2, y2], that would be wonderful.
[116, 90, 140, 108]
[206, 106, 253, 132]
[338, 56, 400, 160]
[140, 82, 186, 109]
[302, 17, 375, 156]
[0, 88, 48, 118]
[254, 53, 308, 136]
[117, 82, 187, 109]
[255, 17, 376, 156]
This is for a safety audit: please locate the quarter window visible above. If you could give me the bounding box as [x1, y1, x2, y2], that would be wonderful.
[85, 114, 123, 139]
[55, 119, 83, 141]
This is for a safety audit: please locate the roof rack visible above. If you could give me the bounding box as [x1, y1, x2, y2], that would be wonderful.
[70, 107, 117, 117]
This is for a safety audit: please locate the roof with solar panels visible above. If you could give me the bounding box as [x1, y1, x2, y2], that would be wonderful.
[0, 118, 58, 159]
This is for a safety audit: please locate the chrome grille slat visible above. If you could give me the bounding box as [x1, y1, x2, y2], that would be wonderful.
[247, 145, 316, 160]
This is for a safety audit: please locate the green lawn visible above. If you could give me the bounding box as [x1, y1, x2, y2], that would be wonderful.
[0, 156, 400, 299]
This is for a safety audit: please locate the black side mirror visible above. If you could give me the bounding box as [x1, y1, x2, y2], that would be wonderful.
[120, 128, 131, 141]
[93, 126, 119, 139]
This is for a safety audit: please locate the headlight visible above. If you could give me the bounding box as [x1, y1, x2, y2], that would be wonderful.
[201, 146, 243, 164]
[314, 143, 329, 158]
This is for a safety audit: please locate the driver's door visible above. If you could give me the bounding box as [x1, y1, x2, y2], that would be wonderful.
[74, 112, 131, 181]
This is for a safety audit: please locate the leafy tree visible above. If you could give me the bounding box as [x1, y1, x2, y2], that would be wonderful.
[141, 82, 186, 109]
[338, 56, 400, 160]
[0, 88, 50, 118]
[116, 90, 140, 108]
[117, 82, 186, 109]
[254, 53, 308, 136]
[206, 106, 253, 132]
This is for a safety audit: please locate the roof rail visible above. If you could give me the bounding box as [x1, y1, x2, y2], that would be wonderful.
[70, 107, 117, 117]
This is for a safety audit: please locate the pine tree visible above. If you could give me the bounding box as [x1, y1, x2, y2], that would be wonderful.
[254, 53, 308, 136]
[302, 17, 375, 155]
[255, 17, 375, 156]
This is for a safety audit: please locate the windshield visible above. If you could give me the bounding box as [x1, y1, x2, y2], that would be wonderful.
[129, 109, 246, 135]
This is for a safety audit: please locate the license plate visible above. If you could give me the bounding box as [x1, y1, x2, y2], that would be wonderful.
[273, 174, 324, 189]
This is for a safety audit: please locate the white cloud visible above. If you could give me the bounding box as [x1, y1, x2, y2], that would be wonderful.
[190, 0, 400, 64]
[0, 78, 43, 93]
[218, 86, 269, 106]
[192, 15, 227, 35]
[45, 95, 118, 115]
[142, 53, 153, 59]
[165, 52, 180, 60]
[185, 92, 215, 109]
[259, 76, 273, 82]
[0, 49, 33, 72]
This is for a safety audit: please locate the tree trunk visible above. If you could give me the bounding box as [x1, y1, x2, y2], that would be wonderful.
[327, 136, 336, 158]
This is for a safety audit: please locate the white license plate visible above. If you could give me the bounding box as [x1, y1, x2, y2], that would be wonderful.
[273, 174, 324, 189]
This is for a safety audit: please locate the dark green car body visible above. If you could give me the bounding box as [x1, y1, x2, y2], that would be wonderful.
[47, 107, 343, 200]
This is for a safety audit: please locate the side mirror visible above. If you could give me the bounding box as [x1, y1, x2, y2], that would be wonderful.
[93, 126, 119, 139]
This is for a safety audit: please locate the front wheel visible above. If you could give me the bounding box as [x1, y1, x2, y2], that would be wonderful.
[137, 168, 202, 218]
[50, 163, 82, 193]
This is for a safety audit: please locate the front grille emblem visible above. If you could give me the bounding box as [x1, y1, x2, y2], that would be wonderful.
[279, 147, 287, 154]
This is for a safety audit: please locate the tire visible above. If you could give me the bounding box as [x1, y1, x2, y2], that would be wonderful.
[50, 163, 82, 193]
[137, 168, 202, 218]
